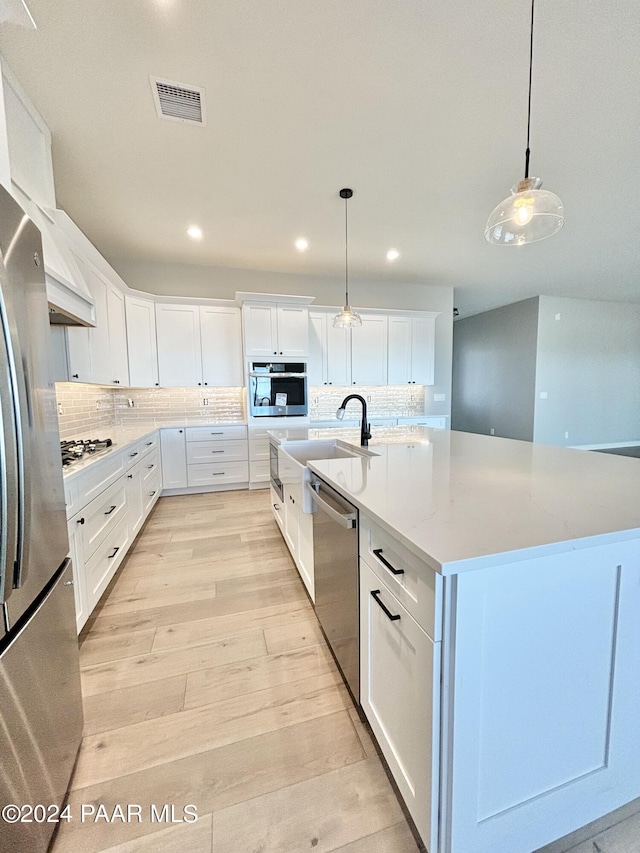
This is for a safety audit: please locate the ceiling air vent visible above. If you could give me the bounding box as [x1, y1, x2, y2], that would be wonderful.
[150, 77, 207, 126]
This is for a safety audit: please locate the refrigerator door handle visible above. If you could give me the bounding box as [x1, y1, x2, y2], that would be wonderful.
[0, 258, 32, 593]
[0, 286, 20, 603]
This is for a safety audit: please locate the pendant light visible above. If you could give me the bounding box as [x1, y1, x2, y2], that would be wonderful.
[333, 188, 362, 328]
[485, 0, 565, 246]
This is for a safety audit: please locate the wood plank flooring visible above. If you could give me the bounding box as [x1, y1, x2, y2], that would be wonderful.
[52, 490, 418, 853]
[52, 489, 640, 853]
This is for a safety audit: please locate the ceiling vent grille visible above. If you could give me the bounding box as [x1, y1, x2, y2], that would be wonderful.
[150, 77, 206, 126]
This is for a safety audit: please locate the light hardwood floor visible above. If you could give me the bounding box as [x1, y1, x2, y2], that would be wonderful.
[53, 490, 640, 853]
[52, 490, 419, 853]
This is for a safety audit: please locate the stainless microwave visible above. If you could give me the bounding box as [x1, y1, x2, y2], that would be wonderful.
[249, 362, 308, 417]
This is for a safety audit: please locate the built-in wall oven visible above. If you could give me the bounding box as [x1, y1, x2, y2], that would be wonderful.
[249, 362, 308, 418]
[309, 475, 359, 704]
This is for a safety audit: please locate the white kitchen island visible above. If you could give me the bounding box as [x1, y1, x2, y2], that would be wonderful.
[291, 428, 640, 853]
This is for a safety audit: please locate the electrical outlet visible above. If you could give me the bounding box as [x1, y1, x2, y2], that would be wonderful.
[564, 431, 569, 439]
[555, 313, 561, 320]
[127, 398, 134, 408]
[539, 391, 548, 399]
[433, 393, 446, 402]
[203, 398, 209, 406]
[314, 396, 319, 404]
[490, 428, 495, 435]
[57, 403, 63, 415]
[367, 396, 371, 402]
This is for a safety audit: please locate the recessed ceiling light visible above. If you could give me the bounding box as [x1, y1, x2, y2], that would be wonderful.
[386, 248, 400, 261]
[295, 238, 309, 252]
[187, 225, 203, 240]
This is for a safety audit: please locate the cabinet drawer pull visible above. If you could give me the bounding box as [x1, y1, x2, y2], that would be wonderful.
[211, 450, 224, 453]
[77, 517, 85, 525]
[129, 452, 138, 458]
[149, 490, 157, 497]
[373, 548, 404, 575]
[148, 464, 154, 469]
[127, 474, 133, 479]
[210, 432, 223, 435]
[371, 589, 401, 621]
[108, 547, 120, 559]
[273, 503, 280, 510]
[105, 505, 117, 515]
[146, 441, 153, 446]
[211, 472, 224, 476]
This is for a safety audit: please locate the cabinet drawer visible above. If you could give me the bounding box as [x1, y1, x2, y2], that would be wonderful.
[398, 417, 447, 429]
[186, 425, 247, 442]
[187, 461, 249, 487]
[141, 450, 161, 484]
[186, 439, 248, 464]
[73, 451, 126, 508]
[249, 459, 270, 482]
[270, 485, 284, 530]
[79, 478, 128, 561]
[360, 560, 439, 850]
[85, 515, 130, 604]
[360, 513, 441, 640]
[249, 437, 270, 461]
[139, 432, 159, 458]
[143, 472, 162, 513]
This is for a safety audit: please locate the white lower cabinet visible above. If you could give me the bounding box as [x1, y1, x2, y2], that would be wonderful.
[66, 430, 161, 633]
[67, 518, 88, 634]
[280, 480, 314, 601]
[125, 464, 144, 539]
[160, 428, 188, 489]
[270, 485, 284, 531]
[360, 559, 440, 850]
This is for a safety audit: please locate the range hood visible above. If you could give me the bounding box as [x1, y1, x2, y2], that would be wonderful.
[35, 206, 95, 327]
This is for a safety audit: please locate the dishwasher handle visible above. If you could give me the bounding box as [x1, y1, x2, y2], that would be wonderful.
[309, 481, 357, 529]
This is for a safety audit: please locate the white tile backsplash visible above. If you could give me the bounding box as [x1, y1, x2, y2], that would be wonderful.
[309, 385, 425, 421]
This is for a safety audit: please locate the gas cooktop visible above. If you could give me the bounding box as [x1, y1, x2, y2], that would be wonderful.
[61, 438, 113, 467]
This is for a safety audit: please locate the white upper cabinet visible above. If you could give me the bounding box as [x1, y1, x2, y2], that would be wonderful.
[242, 302, 309, 358]
[351, 313, 388, 386]
[155, 303, 202, 387]
[67, 266, 112, 385]
[125, 295, 159, 387]
[106, 284, 129, 387]
[155, 303, 243, 387]
[388, 314, 437, 385]
[200, 306, 243, 386]
[308, 308, 351, 386]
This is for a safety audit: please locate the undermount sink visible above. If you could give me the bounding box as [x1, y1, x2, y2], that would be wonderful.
[281, 439, 377, 465]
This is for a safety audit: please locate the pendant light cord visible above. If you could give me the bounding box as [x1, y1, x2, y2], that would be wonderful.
[524, 0, 535, 179]
[344, 193, 349, 305]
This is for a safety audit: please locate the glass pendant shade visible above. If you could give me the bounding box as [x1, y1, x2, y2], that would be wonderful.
[485, 178, 565, 245]
[333, 304, 362, 328]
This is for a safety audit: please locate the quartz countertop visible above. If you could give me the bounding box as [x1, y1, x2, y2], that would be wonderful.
[300, 429, 640, 575]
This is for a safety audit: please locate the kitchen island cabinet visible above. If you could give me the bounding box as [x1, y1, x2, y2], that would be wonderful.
[304, 429, 640, 853]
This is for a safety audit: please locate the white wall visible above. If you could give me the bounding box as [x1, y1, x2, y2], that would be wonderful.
[112, 257, 454, 418]
[534, 297, 640, 447]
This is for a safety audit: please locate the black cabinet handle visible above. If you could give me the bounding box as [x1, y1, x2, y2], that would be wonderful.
[155, 382, 159, 386]
[211, 450, 224, 453]
[146, 441, 153, 446]
[150, 490, 157, 497]
[148, 464, 154, 469]
[108, 547, 119, 559]
[211, 472, 224, 476]
[371, 589, 401, 621]
[105, 505, 117, 515]
[373, 548, 404, 575]
[130, 452, 138, 458]
[77, 517, 85, 525]
[72, 373, 79, 379]
[127, 474, 133, 479]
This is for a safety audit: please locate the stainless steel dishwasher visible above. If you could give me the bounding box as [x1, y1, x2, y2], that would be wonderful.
[309, 475, 359, 704]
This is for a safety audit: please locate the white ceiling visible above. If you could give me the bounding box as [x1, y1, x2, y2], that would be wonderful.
[0, 0, 638, 317]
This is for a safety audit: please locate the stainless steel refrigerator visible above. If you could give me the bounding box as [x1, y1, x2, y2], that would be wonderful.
[0, 185, 83, 853]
